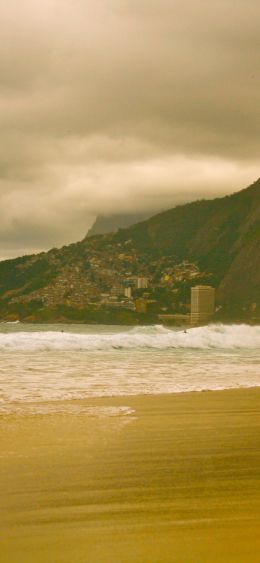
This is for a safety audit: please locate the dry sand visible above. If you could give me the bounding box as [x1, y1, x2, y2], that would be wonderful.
[1, 388, 260, 563]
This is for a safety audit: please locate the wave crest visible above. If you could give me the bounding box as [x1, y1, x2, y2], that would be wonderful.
[0, 324, 259, 351]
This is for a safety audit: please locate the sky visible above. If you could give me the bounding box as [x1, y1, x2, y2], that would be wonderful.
[0, 0, 259, 259]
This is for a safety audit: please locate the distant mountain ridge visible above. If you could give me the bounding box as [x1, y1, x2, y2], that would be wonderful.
[0, 178, 259, 322]
[86, 211, 158, 237]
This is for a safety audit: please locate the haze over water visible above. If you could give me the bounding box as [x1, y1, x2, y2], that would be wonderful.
[1, 323, 260, 415]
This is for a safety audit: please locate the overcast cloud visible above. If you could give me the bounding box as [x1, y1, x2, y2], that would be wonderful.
[0, 0, 259, 258]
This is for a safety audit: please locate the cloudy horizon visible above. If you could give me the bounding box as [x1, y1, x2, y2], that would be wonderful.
[0, 0, 259, 260]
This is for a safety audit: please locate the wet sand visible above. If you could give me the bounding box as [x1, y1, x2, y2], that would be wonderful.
[1, 388, 260, 563]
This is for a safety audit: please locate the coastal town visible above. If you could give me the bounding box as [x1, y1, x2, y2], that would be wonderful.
[2, 233, 217, 325]
[1, 179, 259, 326]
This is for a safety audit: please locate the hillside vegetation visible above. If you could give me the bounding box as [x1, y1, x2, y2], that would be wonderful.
[112, 178, 260, 303]
[0, 179, 259, 323]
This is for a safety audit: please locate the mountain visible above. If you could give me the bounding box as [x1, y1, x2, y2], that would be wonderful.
[112, 178, 260, 303]
[0, 178, 259, 323]
[86, 211, 159, 237]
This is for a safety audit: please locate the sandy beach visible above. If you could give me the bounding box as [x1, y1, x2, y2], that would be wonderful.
[1, 388, 260, 563]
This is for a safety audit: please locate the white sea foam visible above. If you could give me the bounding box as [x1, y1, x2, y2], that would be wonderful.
[0, 403, 135, 417]
[0, 324, 259, 351]
[0, 323, 259, 412]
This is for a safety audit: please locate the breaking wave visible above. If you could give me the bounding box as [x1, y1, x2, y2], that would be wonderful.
[0, 324, 259, 352]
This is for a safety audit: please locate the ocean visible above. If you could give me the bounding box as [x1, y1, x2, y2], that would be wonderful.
[1, 322, 259, 415]
[1, 322, 260, 563]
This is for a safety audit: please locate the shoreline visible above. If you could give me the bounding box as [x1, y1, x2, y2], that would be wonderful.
[1, 385, 260, 416]
[1, 318, 260, 326]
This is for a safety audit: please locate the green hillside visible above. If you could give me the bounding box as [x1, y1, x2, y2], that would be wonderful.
[114, 179, 260, 289]
[0, 179, 259, 323]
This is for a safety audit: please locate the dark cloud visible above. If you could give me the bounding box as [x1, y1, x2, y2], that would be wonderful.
[0, 0, 259, 258]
